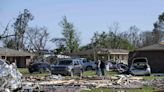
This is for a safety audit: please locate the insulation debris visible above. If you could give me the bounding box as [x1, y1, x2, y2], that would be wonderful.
[0, 59, 22, 92]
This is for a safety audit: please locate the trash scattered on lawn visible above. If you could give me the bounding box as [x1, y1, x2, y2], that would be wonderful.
[48, 74, 65, 80]
[21, 74, 145, 91]
[19, 75, 164, 92]
[151, 78, 164, 90]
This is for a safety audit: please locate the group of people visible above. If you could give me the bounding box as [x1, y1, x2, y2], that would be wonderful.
[95, 59, 106, 76]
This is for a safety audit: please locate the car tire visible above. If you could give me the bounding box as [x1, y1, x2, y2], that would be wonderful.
[29, 70, 33, 73]
[145, 73, 151, 76]
[28, 68, 33, 73]
[39, 68, 44, 73]
[86, 66, 92, 71]
[78, 70, 83, 77]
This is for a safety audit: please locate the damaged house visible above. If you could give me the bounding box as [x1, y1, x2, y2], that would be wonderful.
[0, 47, 35, 68]
[128, 42, 164, 73]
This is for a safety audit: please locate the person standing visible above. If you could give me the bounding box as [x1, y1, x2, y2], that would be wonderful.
[100, 60, 106, 76]
[95, 60, 101, 76]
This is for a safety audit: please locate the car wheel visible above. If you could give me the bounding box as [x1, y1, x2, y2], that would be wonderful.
[39, 68, 44, 73]
[78, 70, 83, 77]
[28, 68, 33, 73]
[29, 70, 33, 73]
[45, 68, 50, 73]
[86, 66, 92, 71]
[145, 73, 151, 76]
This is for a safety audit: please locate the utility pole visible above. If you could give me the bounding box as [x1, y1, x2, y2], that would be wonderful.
[91, 38, 96, 61]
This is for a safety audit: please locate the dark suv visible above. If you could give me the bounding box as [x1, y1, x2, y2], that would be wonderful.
[50, 59, 83, 76]
[28, 62, 50, 73]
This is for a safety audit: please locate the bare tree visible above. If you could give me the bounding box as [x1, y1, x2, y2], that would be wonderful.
[26, 27, 49, 54]
[0, 22, 15, 39]
[108, 22, 122, 49]
[89, 22, 134, 50]
[140, 31, 153, 47]
[0, 22, 17, 49]
[127, 25, 141, 48]
[50, 38, 66, 54]
[13, 9, 34, 50]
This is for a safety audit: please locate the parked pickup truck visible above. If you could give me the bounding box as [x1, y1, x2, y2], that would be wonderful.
[50, 59, 83, 76]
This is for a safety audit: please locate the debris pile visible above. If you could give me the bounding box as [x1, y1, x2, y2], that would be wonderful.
[82, 75, 144, 89]
[0, 59, 22, 92]
[21, 75, 145, 91]
[151, 78, 164, 90]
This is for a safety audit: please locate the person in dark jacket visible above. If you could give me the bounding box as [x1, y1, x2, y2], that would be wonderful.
[100, 60, 106, 76]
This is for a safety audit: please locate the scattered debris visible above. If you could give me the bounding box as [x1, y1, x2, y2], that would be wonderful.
[21, 74, 145, 91]
[151, 78, 164, 90]
[48, 74, 65, 80]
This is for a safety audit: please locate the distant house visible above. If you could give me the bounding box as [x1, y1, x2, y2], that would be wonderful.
[0, 47, 35, 68]
[64, 48, 129, 63]
[128, 42, 164, 73]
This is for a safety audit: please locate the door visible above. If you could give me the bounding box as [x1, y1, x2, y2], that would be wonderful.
[73, 60, 81, 75]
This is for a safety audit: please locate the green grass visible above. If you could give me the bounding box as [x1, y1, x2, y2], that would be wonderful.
[18, 68, 50, 77]
[143, 75, 164, 80]
[18, 68, 119, 77]
[83, 70, 118, 76]
[81, 86, 154, 92]
[18, 68, 164, 79]
[83, 70, 164, 80]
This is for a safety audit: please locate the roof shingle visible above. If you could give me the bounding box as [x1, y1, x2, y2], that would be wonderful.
[0, 47, 35, 56]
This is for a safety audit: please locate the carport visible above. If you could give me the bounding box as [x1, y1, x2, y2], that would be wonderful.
[128, 43, 164, 73]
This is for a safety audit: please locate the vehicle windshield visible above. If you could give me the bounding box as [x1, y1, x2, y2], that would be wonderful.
[133, 58, 147, 63]
[58, 60, 73, 65]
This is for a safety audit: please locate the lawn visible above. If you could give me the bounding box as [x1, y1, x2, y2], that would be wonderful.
[18, 68, 50, 77]
[83, 70, 118, 76]
[18, 68, 164, 81]
[18, 68, 119, 77]
[81, 86, 154, 92]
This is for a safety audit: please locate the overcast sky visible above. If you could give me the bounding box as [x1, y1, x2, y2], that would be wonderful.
[1, 0, 164, 49]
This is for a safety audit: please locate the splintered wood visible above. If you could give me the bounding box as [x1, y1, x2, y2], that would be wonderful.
[22, 75, 144, 92]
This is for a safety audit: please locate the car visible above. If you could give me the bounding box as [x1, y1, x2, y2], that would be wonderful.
[129, 57, 151, 76]
[106, 60, 128, 73]
[28, 62, 50, 73]
[76, 58, 96, 70]
[107, 60, 117, 70]
[50, 59, 83, 76]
